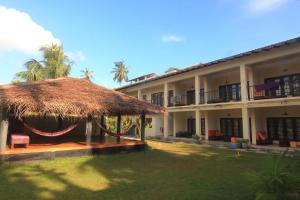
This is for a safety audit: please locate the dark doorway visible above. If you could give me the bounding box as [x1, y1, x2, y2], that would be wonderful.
[220, 118, 243, 141]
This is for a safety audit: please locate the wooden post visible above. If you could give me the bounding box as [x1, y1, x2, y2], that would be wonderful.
[99, 115, 105, 142]
[116, 114, 121, 143]
[86, 116, 93, 146]
[0, 108, 9, 152]
[140, 113, 145, 142]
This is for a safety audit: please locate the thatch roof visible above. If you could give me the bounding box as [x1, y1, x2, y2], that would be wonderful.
[0, 77, 164, 118]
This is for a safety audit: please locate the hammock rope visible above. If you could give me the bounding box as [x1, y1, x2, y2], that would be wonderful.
[95, 121, 129, 137]
[22, 121, 78, 137]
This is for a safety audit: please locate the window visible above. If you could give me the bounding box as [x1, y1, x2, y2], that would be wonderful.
[142, 95, 147, 101]
[151, 92, 164, 106]
[200, 89, 205, 104]
[219, 83, 241, 102]
[186, 90, 195, 105]
[146, 118, 152, 128]
[265, 74, 300, 98]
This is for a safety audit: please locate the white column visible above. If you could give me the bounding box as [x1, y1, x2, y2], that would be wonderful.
[204, 111, 209, 140]
[195, 75, 200, 105]
[164, 82, 168, 108]
[250, 109, 257, 145]
[248, 67, 254, 101]
[137, 89, 142, 100]
[0, 108, 9, 152]
[240, 64, 248, 102]
[203, 77, 208, 104]
[195, 110, 201, 137]
[163, 112, 169, 138]
[173, 113, 177, 137]
[242, 107, 250, 140]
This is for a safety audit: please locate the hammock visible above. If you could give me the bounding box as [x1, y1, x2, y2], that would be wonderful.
[95, 121, 129, 137]
[22, 121, 78, 137]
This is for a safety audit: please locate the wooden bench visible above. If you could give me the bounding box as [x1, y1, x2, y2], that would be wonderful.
[11, 134, 30, 149]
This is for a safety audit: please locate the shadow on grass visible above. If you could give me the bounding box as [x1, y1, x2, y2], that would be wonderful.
[0, 141, 273, 200]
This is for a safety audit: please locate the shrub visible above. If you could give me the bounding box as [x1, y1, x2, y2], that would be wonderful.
[245, 150, 300, 200]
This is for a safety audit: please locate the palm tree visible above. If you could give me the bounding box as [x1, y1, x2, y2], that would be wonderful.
[15, 59, 43, 82]
[112, 61, 129, 84]
[40, 44, 73, 79]
[81, 68, 93, 81]
[15, 44, 73, 82]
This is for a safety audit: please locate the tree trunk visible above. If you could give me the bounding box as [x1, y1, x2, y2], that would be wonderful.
[140, 113, 145, 142]
[0, 108, 9, 152]
[116, 115, 121, 143]
[86, 116, 93, 146]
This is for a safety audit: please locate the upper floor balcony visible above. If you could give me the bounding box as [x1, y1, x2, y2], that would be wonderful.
[248, 75, 300, 100]
[206, 84, 241, 104]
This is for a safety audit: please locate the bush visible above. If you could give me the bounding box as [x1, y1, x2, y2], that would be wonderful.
[244, 150, 300, 200]
[192, 134, 200, 140]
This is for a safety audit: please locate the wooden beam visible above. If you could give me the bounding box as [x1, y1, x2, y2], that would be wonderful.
[140, 113, 145, 142]
[116, 114, 121, 143]
[0, 108, 9, 152]
[86, 116, 93, 146]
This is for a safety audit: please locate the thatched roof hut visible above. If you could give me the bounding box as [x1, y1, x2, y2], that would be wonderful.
[0, 77, 164, 118]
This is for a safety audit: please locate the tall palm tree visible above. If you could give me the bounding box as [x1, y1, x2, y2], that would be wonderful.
[40, 44, 73, 79]
[112, 61, 129, 84]
[15, 44, 73, 82]
[15, 59, 43, 82]
[81, 68, 94, 81]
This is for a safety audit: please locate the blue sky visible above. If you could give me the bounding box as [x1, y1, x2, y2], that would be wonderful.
[0, 0, 300, 88]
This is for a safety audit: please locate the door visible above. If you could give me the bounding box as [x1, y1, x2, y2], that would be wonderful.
[267, 117, 300, 142]
[187, 118, 195, 136]
[220, 118, 243, 141]
[186, 90, 195, 105]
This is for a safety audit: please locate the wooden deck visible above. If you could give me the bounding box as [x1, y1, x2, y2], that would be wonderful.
[0, 136, 146, 162]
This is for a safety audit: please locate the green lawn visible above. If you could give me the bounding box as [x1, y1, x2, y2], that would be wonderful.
[0, 141, 298, 200]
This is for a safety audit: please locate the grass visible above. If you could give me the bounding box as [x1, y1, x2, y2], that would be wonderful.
[0, 141, 298, 200]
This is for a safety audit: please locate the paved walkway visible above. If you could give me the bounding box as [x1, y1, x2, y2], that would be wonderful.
[147, 136, 299, 154]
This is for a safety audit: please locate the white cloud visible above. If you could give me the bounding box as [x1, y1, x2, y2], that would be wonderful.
[247, 0, 289, 12]
[67, 51, 86, 63]
[0, 6, 60, 54]
[161, 35, 185, 43]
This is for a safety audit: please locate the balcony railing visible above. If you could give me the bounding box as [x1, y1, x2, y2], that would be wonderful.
[248, 81, 300, 100]
[169, 95, 195, 107]
[143, 98, 164, 107]
[205, 90, 241, 104]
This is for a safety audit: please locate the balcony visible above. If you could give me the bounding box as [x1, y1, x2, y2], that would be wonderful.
[143, 98, 164, 107]
[205, 89, 241, 104]
[248, 80, 300, 100]
[169, 95, 195, 107]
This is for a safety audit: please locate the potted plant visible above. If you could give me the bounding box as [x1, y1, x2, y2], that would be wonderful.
[290, 141, 297, 149]
[192, 134, 200, 140]
[237, 139, 243, 149]
[242, 139, 249, 149]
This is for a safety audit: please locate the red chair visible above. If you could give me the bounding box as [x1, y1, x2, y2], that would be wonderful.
[208, 130, 223, 140]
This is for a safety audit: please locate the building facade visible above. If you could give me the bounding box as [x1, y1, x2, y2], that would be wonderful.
[117, 37, 300, 146]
